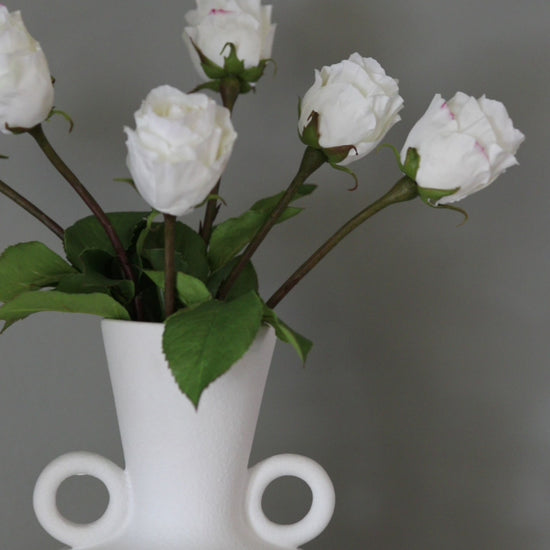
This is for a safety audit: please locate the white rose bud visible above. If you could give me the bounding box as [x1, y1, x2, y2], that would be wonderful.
[401, 92, 525, 204]
[125, 85, 237, 217]
[183, 0, 275, 77]
[298, 53, 404, 166]
[0, 7, 54, 133]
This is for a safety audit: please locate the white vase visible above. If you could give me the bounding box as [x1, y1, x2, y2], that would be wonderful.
[33, 319, 335, 550]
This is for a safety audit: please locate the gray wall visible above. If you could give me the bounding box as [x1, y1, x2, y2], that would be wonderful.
[0, 1, 548, 548]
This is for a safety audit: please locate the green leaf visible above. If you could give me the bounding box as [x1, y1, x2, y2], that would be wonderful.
[144, 270, 212, 306]
[135, 210, 161, 262]
[64, 212, 147, 270]
[206, 257, 258, 300]
[250, 184, 316, 213]
[208, 184, 317, 270]
[262, 306, 313, 363]
[139, 222, 209, 281]
[0, 290, 130, 331]
[142, 248, 188, 273]
[163, 291, 264, 407]
[208, 210, 267, 271]
[57, 249, 135, 303]
[0, 242, 76, 303]
[225, 261, 258, 301]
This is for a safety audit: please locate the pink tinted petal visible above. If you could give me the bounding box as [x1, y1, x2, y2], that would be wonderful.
[441, 102, 456, 120]
[475, 141, 489, 160]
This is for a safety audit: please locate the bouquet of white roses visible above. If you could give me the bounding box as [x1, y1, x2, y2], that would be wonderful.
[0, 2, 524, 407]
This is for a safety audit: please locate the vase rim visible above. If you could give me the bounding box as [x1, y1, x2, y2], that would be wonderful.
[101, 318, 276, 337]
[102, 318, 164, 328]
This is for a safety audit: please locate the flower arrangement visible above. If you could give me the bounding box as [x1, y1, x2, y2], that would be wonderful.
[0, 2, 524, 408]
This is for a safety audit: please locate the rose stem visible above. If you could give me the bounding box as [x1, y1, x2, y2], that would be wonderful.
[266, 176, 419, 309]
[0, 178, 64, 239]
[27, 124, 144, 321]
[200, 77, 241, 245]
[164, 214, 177, 317]
[218, 146, 326, 300]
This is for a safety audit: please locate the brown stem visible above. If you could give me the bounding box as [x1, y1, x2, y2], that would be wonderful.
[218, 146, 326, 300]
[27, 124, 144, 320]
[219, 77, 241, 113]
[266, 176, 419, 309]
[0, 179, 64, 239]
[200, 180, 220, 244]
[164, 214, 177, 317]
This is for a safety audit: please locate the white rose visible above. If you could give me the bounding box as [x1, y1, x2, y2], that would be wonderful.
[0, 7, 54, 133]
[183, 0, 275, 77]
[125, 85, 237, 217]
[298, 53, 403, 166]
[401, 92, 525, 204]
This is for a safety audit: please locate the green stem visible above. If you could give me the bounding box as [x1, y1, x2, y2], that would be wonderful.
[27, 124, 143, 320]
[0, 179, 64, 239]
[200, 77, 241, 245]
[164, 214, 177, 317]
[266, 176, 419, 309]
[218, 146, 326, 300]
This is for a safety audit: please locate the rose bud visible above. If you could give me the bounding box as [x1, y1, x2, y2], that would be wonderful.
[0, 7, 54, 133]
[125, 85, 237, 217]
[183, 0, 275, 80]
[401, 92, 524, 204]
[298, 53, 403, 166]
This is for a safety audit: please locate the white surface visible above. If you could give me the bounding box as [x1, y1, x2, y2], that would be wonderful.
[33, 452, 129, 547]
[32, 321, 334, 549]
[0, 2, 547, 549]
[247, 454, 335, 547]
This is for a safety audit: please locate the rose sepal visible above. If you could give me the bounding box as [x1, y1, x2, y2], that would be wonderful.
[401, 147, 421, 181]
[190, 81, 222, 94]
[298, 109, 359, 188]
[190, 39, 227, 80]
[46, 108, 75, 133]
[299, 109, 321, 149]
[324, 144, 357, 165]
[4, 123, 32, 135]
[241, 57, 276, 84]
[219, 43, 245, 75]
[417, 186, 459, 205]
[381, 143, 466, 221]
[190, 40, 272, 91]
[326, 159, 359, 191]
[418, 186, 469, 224]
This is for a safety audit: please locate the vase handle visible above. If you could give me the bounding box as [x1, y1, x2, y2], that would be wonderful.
[33, 451, 130, 548]
[246, 453, 335, 548]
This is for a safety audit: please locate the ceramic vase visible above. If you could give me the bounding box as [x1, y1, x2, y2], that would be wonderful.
[33, 319, 335, 549]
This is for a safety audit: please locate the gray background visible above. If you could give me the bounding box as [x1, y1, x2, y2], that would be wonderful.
[0, 1, 548, 548]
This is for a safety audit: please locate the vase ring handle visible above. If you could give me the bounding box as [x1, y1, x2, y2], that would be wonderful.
[246, 453, 335, 548]
[33, 451, 130, 548]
